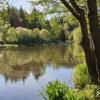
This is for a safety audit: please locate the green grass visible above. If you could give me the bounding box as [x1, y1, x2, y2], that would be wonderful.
[73, 64, 90, 87]
[42, 80, 75, 100]
[42, 80, 100, 100]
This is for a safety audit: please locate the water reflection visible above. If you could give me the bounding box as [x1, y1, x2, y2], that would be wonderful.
[0, 45, 83, 100]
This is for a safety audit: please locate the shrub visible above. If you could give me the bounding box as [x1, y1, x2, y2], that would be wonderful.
[76, 89, 94, 100]
[0, 24, 10, 33]
[73, 64, 90, 87]
[39, 29, 50, 41]
[0, 24, 10, 41]
[32, 28, 40, 38]
[6, 27, 35, 44]
[76, 85, 100, 100]
[6, 27, 18, 42]
[42, 80, 75, 100]
[0, 31, 5, 41]
[16, 27, 34, 44]
[16, 27, 33, 38]
[68, 33, 74, 41]
[68, 27, 82, 44]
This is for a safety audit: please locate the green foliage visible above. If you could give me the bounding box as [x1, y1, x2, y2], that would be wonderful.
[32, 28, 40, 38]
[0, 0, 9, 24]
[76, 89, 94, 100]
[39, 29, 50, 41]
[42, 80, 75, 100]
[6, 27, 38, 44]
[0, 25, 67, 45]
[50, 17, 63, 38]
[72, 44, 85, 62]
[68, 34, 74, 42]
[76, 85, 100, 100]
[68, 27, 82, 44]
[42, 80, 100, 100]
[85, 85, 100, 99]
[7, 27, 18, 42]
[0, 24, 10, 41]
[16, 27, 33, 38]
[73, 64, 90, 87]
[24, 8, 45, 29]
[63, 15, 79, 32]
[0, 0, 87, 45]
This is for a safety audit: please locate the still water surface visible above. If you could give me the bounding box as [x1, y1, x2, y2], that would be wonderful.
[0, 45, 83, 100]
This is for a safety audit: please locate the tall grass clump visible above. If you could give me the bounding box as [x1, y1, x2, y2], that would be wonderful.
[73, 64, 90, 87]
[42, 80, 75, 100]
[41, 80, 100, 100]
[42, 80, 100, 100]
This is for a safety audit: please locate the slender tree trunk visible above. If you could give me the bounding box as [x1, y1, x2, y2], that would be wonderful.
[78, 15, 98, 83]
[87, 0, 100, 82]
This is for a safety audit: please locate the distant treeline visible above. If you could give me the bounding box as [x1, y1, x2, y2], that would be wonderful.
[0, 6, 80, 45]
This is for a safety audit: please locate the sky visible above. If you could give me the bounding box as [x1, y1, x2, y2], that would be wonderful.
[9, 0, 32, 12]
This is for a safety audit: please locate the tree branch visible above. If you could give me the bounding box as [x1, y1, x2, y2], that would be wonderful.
[70, 0, 84, 14]
[60, 0, 79, 19]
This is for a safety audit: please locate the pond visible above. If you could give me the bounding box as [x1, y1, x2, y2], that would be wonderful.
[0, 45, 83, 100]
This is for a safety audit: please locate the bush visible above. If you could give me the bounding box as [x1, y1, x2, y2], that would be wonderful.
[42, 80, 75, 100]
[16, 27, 33, 38]
[68, 33, 74, 41]
[0, 25, 67, 45]
[6, 27, 18, 42]
[0, 24, 10, 33]
[85, 85, 100, 99]
[39, 29, 50, 41]
[76, 85, 100, 100]
[32, 28, 40, 38]
[76, 89, 94, 100]
[73, 64, 90, 87]
[68, 27, 82, 44]
[0, 24, 10, 41]
[6, 27, 35, 44]
[1, 27, 52, 45]
[16, 27, 34, 44]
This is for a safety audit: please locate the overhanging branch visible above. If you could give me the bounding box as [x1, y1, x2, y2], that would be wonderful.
[60, 0, 79, 19]
[70, 0, 84, 14]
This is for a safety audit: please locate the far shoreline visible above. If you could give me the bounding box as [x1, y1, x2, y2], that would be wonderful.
[0, 41, 74, 49]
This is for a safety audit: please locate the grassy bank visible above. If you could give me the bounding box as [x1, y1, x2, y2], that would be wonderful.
[42, 64, 100, 100]
[42, 80, 100, 100]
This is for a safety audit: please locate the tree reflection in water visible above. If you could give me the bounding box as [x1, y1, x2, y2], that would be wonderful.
[0, 45, 84, 83]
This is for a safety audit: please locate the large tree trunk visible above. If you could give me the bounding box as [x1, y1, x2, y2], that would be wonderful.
[87, 0, 100, 82]
[60, 0, 99, 83]
[79, 15, 98, 83]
